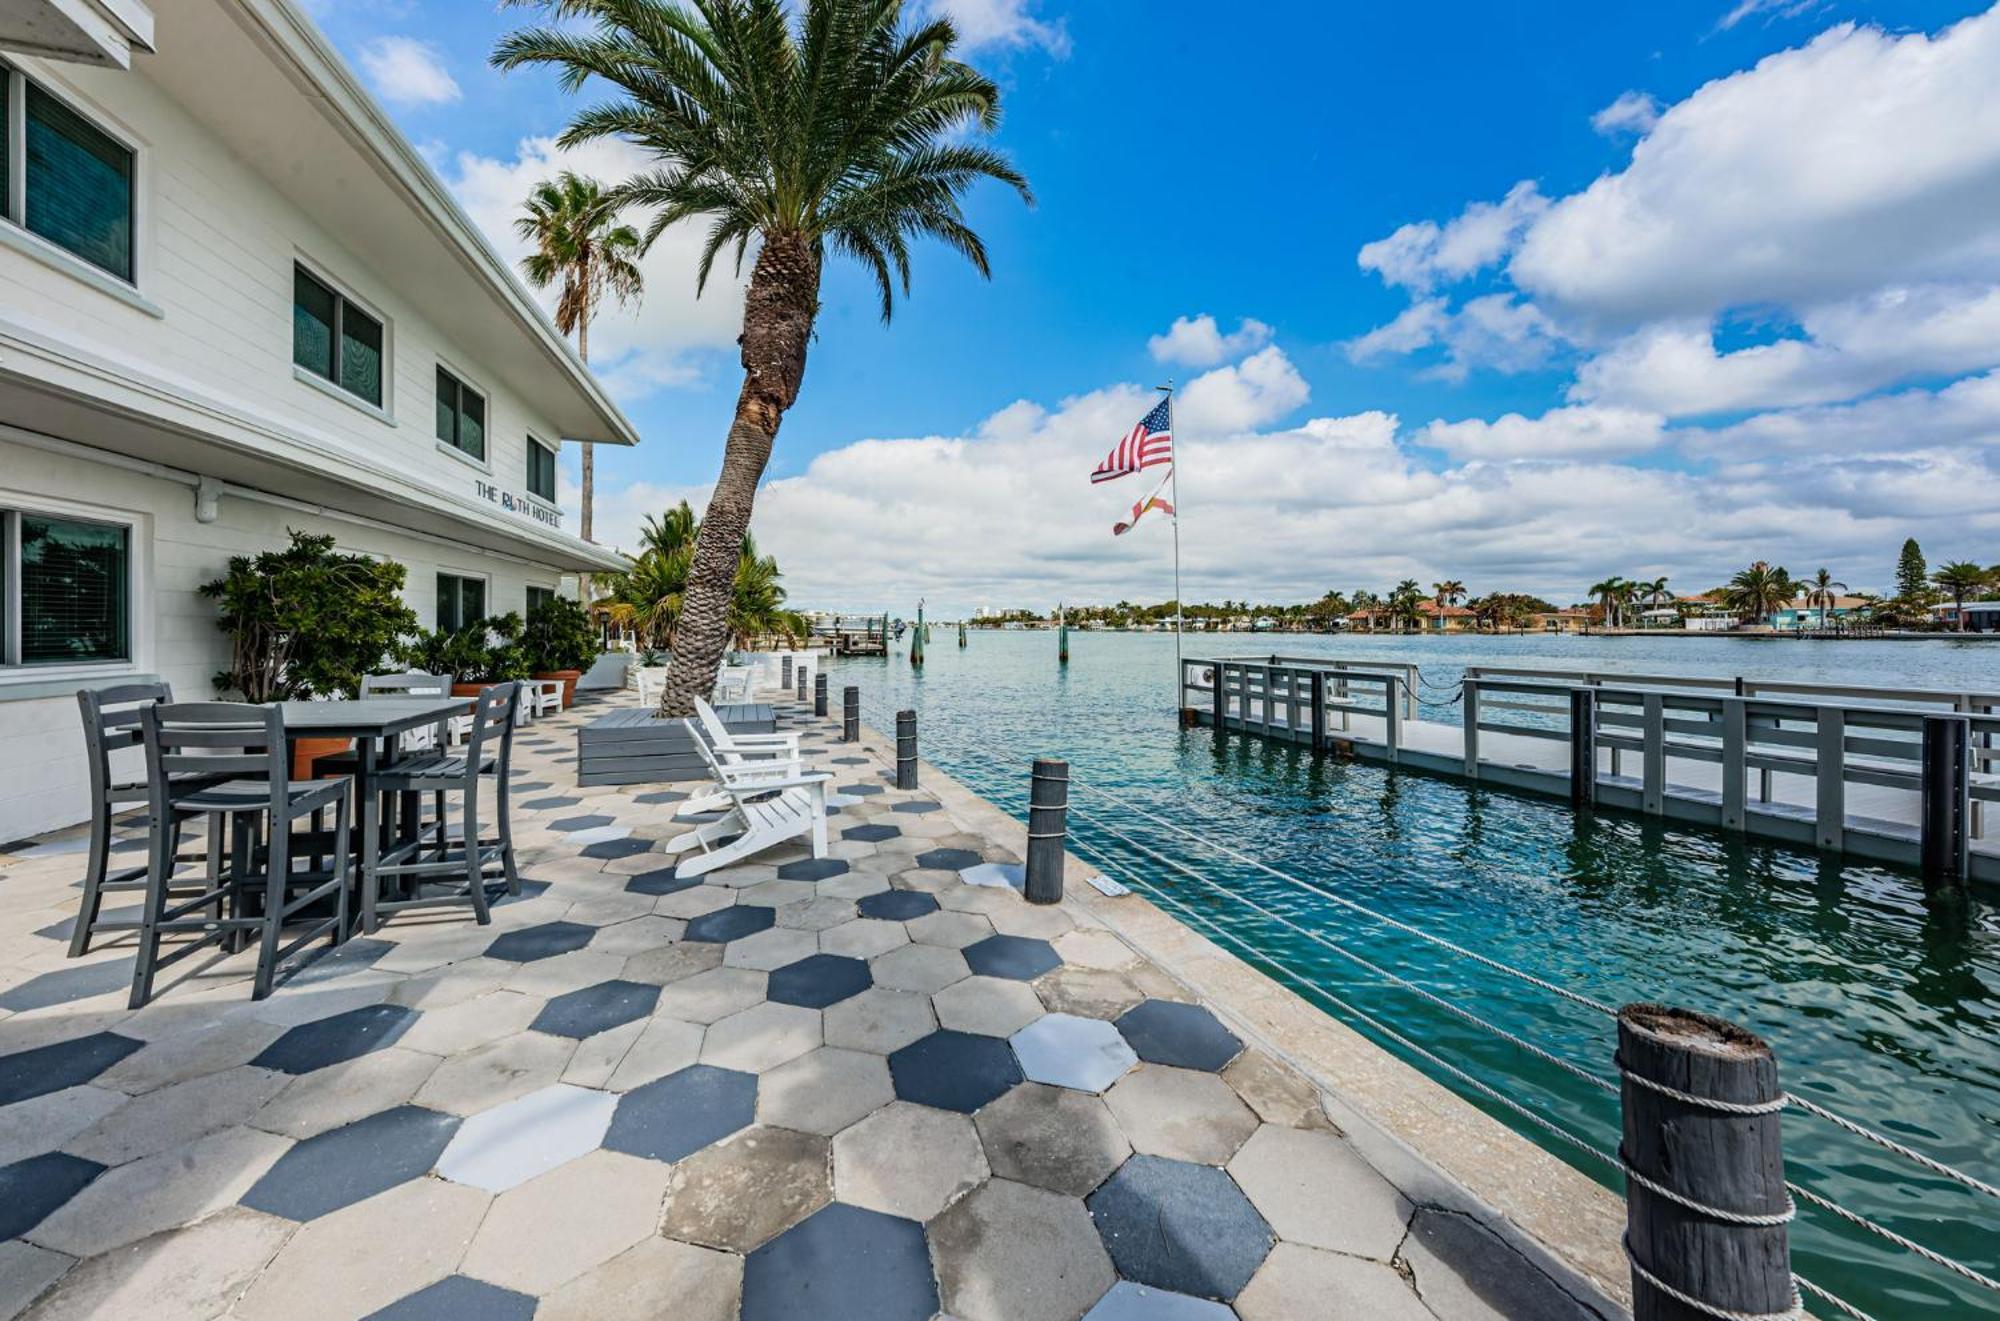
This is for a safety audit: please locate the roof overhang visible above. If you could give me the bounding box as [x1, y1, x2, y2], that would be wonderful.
[129, 0, 642, 449]
[0, 0, 153, 68]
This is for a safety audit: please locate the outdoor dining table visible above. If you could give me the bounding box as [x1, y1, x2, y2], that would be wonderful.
[273, 696, 476, 928]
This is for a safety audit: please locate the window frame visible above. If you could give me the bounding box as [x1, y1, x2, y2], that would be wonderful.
[0, 60, 149, 307]
[436, 571, 488, 634]
[291, 257, 392, 419]
[526, 436, 558, 504]
[526, 585, 557, 617]
[0, 501, 139, 675]
[434, 364, 489, 469]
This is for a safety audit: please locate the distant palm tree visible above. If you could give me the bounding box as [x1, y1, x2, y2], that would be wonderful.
[1432, 580, 1466, 609]
[1722, 561, 1794, 623]
[1390, 579, 1423, 632]
[496, 0, 1031, 715]
[514, 171, 643, 600]
[1588, 576, 1627, 629]
[1931, 561, 1988, 632]
[602, 500, 805, 647]
[1803, 567, 1847, 626]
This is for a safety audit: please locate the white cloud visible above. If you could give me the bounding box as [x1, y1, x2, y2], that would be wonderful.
[1176, 346, 1309, 433]
[1684, 369, 2000, 456]
[1417, 405, 1667, 461]
[358, 36, 461, 107]
[1717, 0, 1824, 31]
[1344, 300, 1450, 361]
[1591, 91, 1660, 137]
[1147, 315, 1273, 367]
[446, 136, 748, 403]
[1346, 294, 1561, 381]
[925, 0, 1069, 55]
[1357, 182, 1547, 292]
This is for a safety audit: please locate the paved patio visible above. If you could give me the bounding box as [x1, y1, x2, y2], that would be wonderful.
[0, 688, 1598, 1320]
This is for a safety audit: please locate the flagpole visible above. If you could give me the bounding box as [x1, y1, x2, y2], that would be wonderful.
[1163, 380, 1183, 686]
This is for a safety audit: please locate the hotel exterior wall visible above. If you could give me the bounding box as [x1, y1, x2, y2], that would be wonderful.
[0, 436, 562, 845]
[0, 52, 570, 533]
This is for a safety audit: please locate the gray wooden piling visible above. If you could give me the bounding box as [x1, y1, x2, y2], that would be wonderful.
[1309, 670, 1327, 752]
[1921, 714, 1970, 887]
[1616, 1004, 1792, 1321]
[815, 671, 828, 717]
[1211, 664, 1227, 733]
[896, 710, 918, 790]
[1570, 689, 1597, 808]
[797, 661, 809, 703]
[842, 686, 859, 743]
[781, 655, 793, 690]
[1025, 758, 1068, 905]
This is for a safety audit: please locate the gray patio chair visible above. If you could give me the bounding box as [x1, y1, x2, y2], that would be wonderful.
[131, 702, 351, 1006]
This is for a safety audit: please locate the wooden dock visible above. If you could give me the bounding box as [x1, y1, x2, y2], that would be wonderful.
[1181, 656, 2000, 886]
[815, 615, 891, 656]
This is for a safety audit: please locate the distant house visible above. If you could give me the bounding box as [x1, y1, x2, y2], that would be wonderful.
[1530, 609, 1596, 634]
[1771, 595, 1874, 630]
[1931, 601, 2000, 632]
[1344, 601, 1477, 633]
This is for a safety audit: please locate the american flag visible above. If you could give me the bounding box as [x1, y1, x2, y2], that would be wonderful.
[1090, 396, 1173, 484]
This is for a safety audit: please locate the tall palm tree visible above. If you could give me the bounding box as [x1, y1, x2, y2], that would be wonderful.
[601, 500, 805, 647]
[1587, 577, 1627, 629]
[514, 171, 644, 600]
[1389, 579, 1423, 632]
[1930, 561, 1987, 631]
[1805, 567, 1847, 624]
[1722, 561, 1794, 623]
[496, 0, 1031, 715]
[1432, 580, 1466, 609]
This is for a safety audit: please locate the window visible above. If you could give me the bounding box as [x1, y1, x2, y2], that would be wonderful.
[2, 510, 131, 666]
[526, 438, 557, 503]
[437, 573, 485, 633]
[435, 366, 485, 462]
[526, 586, 556, 616]
[0, 65, 137, 282]
[292, 265, 383, 408]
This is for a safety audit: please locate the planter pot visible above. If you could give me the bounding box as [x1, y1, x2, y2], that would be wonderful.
[293, 736, 353, 781]
[533, 669, 583, 708]
[450, 681, 495, 698]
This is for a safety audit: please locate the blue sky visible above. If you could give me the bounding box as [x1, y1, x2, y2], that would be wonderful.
[311, 0, 2000, 613]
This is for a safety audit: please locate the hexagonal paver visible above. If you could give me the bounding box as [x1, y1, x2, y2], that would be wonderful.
[537, 1236, 741, 1319]
[485, 921, 597, 963]
[251, 1005, 417, 1075]
[0, 1032, 143, 1105]
[960, 862, 1025, 890]
[915, 848, 982, 871]
[776, 857, 849, 881]
[624, 865, 700, 897]
[934, 976, 1046, 1037]
[531, 979, 662, 1039]
[458, 1149, 674, 1296]
[856, 890, 939, 921]
[741, 1203, 936, 1321]
[840, 823, 900, 844]
[932, 1177, 1114, 1321]
[890, 800, 943, 814]
[823, 987, 938, 1054]
[0, 958, 135, 1012]
[656, 966, 767, 1023]
[633, 789, 689, 805]
[1084, 1281, 1237, 1320]
[975, 1082, 1131, 1199]
[1226, 1125, 1412, 1259]
[766, 954, 872, 1009]
[757, 1047, 894, 1136]
[721, 926, 819, 972]
[684, 904, 777, 944]
[1104, 1065, 1259, 1164]
[1115, 1000, 1244, 1072]
[962, 934, 1062, 982]
[818, 917, 910, 961]
[0, 1152, 105, 1242]
[868, 943, 969, 994]
[522, 796, 582, 811]
[887, 1029, 1023, 1113]
[661, 1125, 832, 1253]
[366, 1275, 538, 1320]
[241, 1105, 460, 1220]
[831, 1100, 989, 1220]
[549, 813, 614, 832]
[1087, 1155, 1273, 1300]
[837, 783, 884, 796]
[700, 1002, 821, 1073]
[1011, 1013, 1138, 1093]
[435, 1083, 618, 1192]
[1235, 1243, 1432, 1321]
[582, 836, 655, 861]
[604, 1064, 757, 1164]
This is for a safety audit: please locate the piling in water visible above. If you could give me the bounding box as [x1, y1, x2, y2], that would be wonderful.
[1025, 758, 1069, 904]
[842, 686, 860, 743]
[1921, 714, 1970, 889]
[815, 671, 828, 717]
[896, 710, 918, 790]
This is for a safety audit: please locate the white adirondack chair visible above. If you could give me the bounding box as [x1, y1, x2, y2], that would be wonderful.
[714, 666, 754, 704]
[676, 700, 805, 817]
[665, 724, 830, 878]
[525, 679, 564, 719]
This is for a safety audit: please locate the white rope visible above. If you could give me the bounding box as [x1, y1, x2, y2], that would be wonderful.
[1784, 1094, 2000, 1202]
[1618, 1149, 1797, 1226]
[1616, 1064, 1790, 1115]
[1623, 1236, 1804, 1321]
[1793, 1273, 1880, 1321]
[1787, 1182, 2000, 1294]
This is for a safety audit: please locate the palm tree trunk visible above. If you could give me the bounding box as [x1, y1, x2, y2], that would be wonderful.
[659, 233, 822, 717]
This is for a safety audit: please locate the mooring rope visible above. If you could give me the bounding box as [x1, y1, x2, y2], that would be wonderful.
[1793, 1273, 1880, 1321]
[1623, 1237, 1805, 1321]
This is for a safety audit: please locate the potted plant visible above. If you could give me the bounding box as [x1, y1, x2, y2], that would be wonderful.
[202, 530, 418, 778]
[521, 596, 597, 707]
[403, 614, 531, 697]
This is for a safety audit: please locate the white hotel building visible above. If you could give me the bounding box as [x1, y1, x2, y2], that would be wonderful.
[0, 0, 639, 842]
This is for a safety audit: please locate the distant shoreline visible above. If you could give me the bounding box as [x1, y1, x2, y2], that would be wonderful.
[966, 626, 2000, 642]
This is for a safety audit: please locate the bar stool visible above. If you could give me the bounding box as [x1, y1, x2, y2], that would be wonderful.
[130, 703, 351, 1006]
[363, 681, 521, 933]
[70, 684, 208, 957]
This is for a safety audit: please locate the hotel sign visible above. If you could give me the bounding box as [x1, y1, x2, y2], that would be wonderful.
[475, 480, 563, 532]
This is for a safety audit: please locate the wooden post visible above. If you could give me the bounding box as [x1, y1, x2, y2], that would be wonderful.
[1212, 663, 1228, 733]
[797, 661, 809, 703]
[1462, 680, 1481, 778]
[814, 671, 828, 717]
[896, 710, 918, 790]
[1383, 676, 1401, 763]
[842, 686, 859, 743]
[1815, 707, 1845, 853]
[1570, 688, 1596, 808]
[1921, 714, 1970, 888]
[1720, 698, 1747, 832]
[781, 654, 793, 690]
[1617, 1004, 1792, 1321]
[1642, 694, 1666, 815]
[1024, 758, 1068, 905]
[1309, 670, 1326, 753]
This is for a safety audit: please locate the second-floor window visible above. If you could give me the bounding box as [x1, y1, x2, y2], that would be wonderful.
[435, 367, 485, 462]
[1, 65, 136, 283]
[526, 438, 557, 503]
[292, 266, 383, 408]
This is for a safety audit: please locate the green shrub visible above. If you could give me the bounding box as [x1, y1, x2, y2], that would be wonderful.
[202, 531, 418, 702]
[522, 596, 598, 672]
[401, 613, 530, 684]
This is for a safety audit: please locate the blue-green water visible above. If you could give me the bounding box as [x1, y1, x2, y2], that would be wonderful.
[828, 632, 2000, 1319]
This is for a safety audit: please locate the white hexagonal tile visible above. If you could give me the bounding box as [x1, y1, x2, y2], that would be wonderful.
[1010, 1013, 1138, 1094]
[436, 1083, 617, 1192]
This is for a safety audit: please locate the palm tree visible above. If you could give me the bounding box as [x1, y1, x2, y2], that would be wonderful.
[1432, 580, 1466, 609]
[1722, 561, 1794, 623]
[1930, 561, 1987, 632]
[1389, 579, 1423, 632]
[601, 500, 805, 647]
[1587, 577, 1627, 629]
[1802, 567, 1847, 627]
[514, 171, 644, 600]
[496, 0, 1031, 715]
